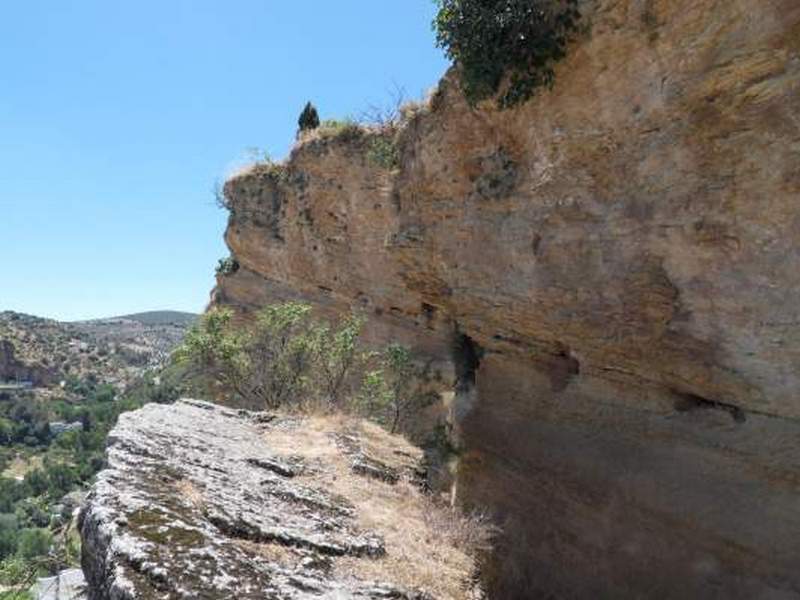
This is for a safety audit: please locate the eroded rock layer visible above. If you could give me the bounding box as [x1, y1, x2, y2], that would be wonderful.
[212, 0, 800, 597]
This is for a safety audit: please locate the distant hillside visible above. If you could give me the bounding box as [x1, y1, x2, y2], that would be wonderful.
[112, 311, 198, 327]
[0, 310, 195, 390]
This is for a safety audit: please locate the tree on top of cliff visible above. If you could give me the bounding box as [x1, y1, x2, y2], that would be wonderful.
[298, 101, 320, 133]
[433, 0, 580, 108]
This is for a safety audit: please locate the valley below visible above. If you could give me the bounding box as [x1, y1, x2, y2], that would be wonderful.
[0, 311, 194, 599]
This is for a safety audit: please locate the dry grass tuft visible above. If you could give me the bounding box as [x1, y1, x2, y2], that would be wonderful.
[423, 504, 498, 555]
[227, 159, 286, 183]
[175, 479, 205, 509]
[235, 539, 298, 568]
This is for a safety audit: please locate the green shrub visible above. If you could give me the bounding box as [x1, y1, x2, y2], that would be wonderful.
[15, 529, 50, 561]
[0, 589, 32, 600]
[366, 135, 400, 170]
[90, 384, 115, 403]
[176, 305, 430, 432]
[176, 304, 370, 411]
[0, 555, 35, 597]
[13, 500, 48, 529]
[248, 160, 287, 183]
[215, 257, 240, 277]
[356, 344, 434, 433]
[317, 118, 364, 142]
[0, 515, 19, 560]
[233, 149, 288, 184]
[21, 472, 47, 499]
[42, 463, 76, 498]
[297, 101, 320, 132]
[433, 0, 580, 107]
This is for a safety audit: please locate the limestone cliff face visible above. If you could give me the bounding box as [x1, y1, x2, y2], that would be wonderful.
[213, 0, 800, 597]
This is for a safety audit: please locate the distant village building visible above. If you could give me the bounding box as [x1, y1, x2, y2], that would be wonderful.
[0, 380, 34, 391]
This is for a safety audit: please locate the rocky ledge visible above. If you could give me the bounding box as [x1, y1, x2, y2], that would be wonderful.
[79, 400, 480, 599]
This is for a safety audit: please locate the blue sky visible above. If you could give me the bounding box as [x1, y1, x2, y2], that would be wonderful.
[0, 1, 448, 321]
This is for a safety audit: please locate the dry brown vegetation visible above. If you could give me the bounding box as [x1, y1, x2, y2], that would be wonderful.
[174, 478, 205, 509]
[234, 539, 297, 569]
[263, 414, 490, 600]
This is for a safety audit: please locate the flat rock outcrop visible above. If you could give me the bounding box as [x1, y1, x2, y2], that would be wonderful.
[211, 0, 800, 597]
[79, 400, 479, 599]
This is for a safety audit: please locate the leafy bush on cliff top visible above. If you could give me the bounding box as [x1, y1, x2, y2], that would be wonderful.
[434, 0, 581, 108]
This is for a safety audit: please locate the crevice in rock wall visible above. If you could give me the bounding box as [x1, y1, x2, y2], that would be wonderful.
[420, 302, 437, 330]
[446, 330, 484, 467]
[672, 389, 747, 423]
[452, 330, 483, 393]
[548, 346, 581, 392]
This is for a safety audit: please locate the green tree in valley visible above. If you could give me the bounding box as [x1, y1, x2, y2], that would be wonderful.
[0, 514, 19, 559]
[16, 529, 51, 561]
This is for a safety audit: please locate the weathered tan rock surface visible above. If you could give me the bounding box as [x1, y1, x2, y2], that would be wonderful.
[213, 0, 800, 597]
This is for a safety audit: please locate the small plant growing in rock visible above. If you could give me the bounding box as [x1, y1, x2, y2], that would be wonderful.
[297, 101, 320, 133]
[366, 135, 400, 170]
[357, 343, 434, 433]
[245, 147, 273, 163]
[317, 118, 364, 143]
[433, 0, 581, 108]
[238, 149, 289, 184]
[241, 148, 288, 182]
[215, 257, 239, 277]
